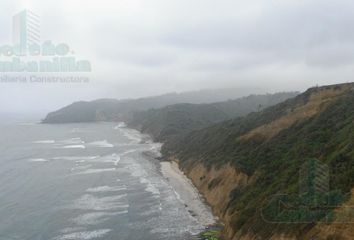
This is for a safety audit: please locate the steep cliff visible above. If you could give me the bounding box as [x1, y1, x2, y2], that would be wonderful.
[164, 83, 354, 239]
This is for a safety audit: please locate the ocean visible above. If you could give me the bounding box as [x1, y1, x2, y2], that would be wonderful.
[0, 122, 206, 240]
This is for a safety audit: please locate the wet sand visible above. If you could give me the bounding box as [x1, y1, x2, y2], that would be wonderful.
[160, 161, 216, 227]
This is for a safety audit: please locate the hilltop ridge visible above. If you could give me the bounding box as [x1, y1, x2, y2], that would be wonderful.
[127, 92, 297, 142]
[42, 87, 267, 123]
[162, 82, 354, 239]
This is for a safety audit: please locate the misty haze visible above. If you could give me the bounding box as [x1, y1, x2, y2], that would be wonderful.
[1, 1, 354, 240]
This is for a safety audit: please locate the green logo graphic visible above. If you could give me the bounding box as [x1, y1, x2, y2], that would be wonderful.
[261, 159, 354, 223]
[0, 9, 91, 73]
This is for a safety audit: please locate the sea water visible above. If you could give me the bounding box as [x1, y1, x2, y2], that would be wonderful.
[0, 122, 205, 240]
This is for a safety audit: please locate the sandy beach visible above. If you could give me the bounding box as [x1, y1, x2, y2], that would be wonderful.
[160, 161, 217, 227]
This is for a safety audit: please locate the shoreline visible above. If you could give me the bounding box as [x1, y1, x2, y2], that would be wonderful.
[160, 161, 218, 228]
[122, 123, 223, 237]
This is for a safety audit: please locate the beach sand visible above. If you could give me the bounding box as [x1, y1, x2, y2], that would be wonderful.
[160, 161, 217, 227]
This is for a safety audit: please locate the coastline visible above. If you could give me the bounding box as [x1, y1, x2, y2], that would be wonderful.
[160, 160, 218, 228]
[128, 123, 221, 233]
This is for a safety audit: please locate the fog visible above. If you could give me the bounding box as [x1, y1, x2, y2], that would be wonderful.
[1, 0, 354, 116]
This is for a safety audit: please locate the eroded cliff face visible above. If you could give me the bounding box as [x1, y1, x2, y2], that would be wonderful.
[163, 83, 354, 240]
[302, 188, 354, 240]
[176, 159, 354, 240]
[171, 161, 354, 240]
[169, 157, 253, 239]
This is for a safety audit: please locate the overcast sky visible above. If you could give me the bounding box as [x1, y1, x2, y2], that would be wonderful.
[1, 0, 354, 115]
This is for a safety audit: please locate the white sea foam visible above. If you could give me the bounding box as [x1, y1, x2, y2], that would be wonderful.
[52, 156, 99, 161]
[127, 163, 161, 197]
[121, 129, 143, 143]
[146, 184, 160, 197]
[128, 163, 145, 178]
[86, 185, 126, 192]
[62, 145, 86, 149]
[71, 164, 93, 171]
[140, 177, 160, 196]
[59, 227, 86, 234]
[75, 168, 116, 175]
[28, 158, 49, 162]
[121, 149, 139, 156]
[113, 155, 120, 166]
[33, 140, 55, 144]
[53, 229, 112, 240]
[92, 154, 121, 165]
[148, 143, 163, 157]
[87, 140, 114, 148]
[173, 189, 181, 200]
[71, 194, 128, 211]
[114, 122, 126, 129]
[70, 128, 80, 133]
[59, 138, 85, 144]
[73, 211, 128, 225]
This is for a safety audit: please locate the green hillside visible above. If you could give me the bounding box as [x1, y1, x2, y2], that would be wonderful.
[163, 83, 354, 239]
[128, 92, 297, 142]
[42, 88, 268, 123]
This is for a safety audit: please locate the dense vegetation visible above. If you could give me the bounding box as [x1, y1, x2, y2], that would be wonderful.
[128, 92, 298, 142]
[163, 84, 354, 238]
[42, 88, 271, 123]
[198, 229, 222, 240]
[42, 82, 354, 239]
